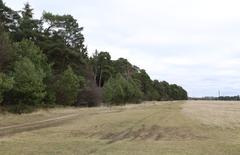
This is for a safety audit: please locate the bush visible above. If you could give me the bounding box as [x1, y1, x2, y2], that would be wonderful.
[6, 103, 36, 114]
[55, 66, 84, 106]
[77, 79, 103, 107]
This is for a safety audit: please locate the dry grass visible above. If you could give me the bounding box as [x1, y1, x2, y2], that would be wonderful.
[0, 107, 82, 127]
[182, 100, 240, 128]
[1, 101, 240, 155]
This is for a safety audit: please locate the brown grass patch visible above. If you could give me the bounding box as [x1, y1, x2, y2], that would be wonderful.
[101, 124, 205, 144]
[182, 101, 240, 128]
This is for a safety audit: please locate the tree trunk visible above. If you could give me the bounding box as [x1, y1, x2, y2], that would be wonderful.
[98, 67, 102, 87]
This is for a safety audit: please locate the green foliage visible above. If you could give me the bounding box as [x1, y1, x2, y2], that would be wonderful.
[15, 40, 52, 106]
[11, 57, 46, 106]
[169, 84, 188, 100]
[3, 40, 50, 113]
[38, 12, 88, 74]
[91, 51, 113, 87]
[103, 77, 124, 105]
[112, 58, 137, 79]
[0, 25, 14, 72]
[0, 73, 14, 103]
[132, 69, 158, 100]
[103, 75, 142, 105]
[42, 12, 86, 51]
[55, 66, 84, 106]
[0, 1, 188, 113]
[0, 0, 20, 33]
[153, 80, 188, 101]
[14, 40, 50, 72]
[124, 78, 143, 103]
[153, 80, 170, 100]
[15, 3, 40, 42]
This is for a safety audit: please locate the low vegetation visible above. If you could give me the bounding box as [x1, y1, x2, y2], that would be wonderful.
[0, 1, 187, 113]
[1, 101, 240, 155]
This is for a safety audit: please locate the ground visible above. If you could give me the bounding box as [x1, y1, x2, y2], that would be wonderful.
[1, 101, 240, 155]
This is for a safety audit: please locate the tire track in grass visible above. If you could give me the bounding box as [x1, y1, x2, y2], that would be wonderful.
[0, 113, 80, 137]
[88, 105, 167, 155]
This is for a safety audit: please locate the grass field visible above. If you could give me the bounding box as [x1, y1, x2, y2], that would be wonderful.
[1, 101, 240, 155]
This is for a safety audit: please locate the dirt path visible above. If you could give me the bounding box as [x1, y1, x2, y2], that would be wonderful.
[0, 113, 80, 137]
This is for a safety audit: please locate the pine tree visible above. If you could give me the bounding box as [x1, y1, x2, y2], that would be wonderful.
[16, 3, 39, 41]
[0, 0, 20, 33]
[55, 66, 84, 106]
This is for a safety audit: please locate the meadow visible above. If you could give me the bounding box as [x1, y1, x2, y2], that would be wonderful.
[1, 101, 240, 155]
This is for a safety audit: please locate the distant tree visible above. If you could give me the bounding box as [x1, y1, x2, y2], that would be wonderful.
[124, 78, 143, 103]
[132, 69, 158, 100]
[103, 77, 124, 105]
[103, 75, 142, 105]
[112, 58, 137, 79]
[176, 85, 188, 100]
[91, 51, 113, 87]
[153, 81, 188, 101]
[153, 80, 171, 101]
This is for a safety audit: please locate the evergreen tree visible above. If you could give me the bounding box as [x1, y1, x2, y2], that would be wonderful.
[132, 69, 157, 100]
[3, 40, 50, 113]
[9, 57, 46, 112]
[0, 73, 13, 103]
[0, 1, 188, 113]
[38, 12, 88, 74]
[15, 3, 40, 42]
[103, 75, 142, 105]
[55, 66, 84, 106]
[0, 25, 14, 72]
[112, 58, 137, 79]
[0, 0, 20, 33]
[91, 51, 113, 87]
[42, 12, 86, 51]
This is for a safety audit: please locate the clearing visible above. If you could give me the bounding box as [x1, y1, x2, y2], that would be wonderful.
[1, 101, 240, 155]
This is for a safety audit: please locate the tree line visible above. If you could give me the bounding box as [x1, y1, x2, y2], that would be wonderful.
[0, 1, 188, 113]
[190, 96, 240, 101]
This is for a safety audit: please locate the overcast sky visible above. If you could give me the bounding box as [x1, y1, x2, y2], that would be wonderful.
[5, 0, 240, 97]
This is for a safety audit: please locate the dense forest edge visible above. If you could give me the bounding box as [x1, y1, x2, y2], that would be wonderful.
[0, 1, 188, 113]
